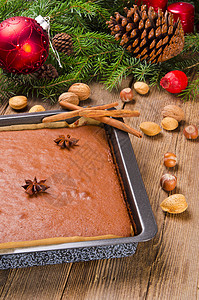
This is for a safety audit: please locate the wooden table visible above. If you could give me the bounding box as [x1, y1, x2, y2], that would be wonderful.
[0, 79, 198, 299]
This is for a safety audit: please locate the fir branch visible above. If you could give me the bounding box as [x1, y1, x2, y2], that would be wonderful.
[132, 61, 160, 82]
[148, 67, 163, 88]
[0, 0, 198, 103]
[0, 0, 29, 21]
[0, 71, 15, 100]
[178, 74, 199, 102]
[103, 55, 160, 90]
[103, 51, 130, 90]
[183, 33, 199, 53]
[160, 53, 199, 73]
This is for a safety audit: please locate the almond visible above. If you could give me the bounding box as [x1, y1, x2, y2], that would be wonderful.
[140, 122, 161, 136]
[9, 96, 27, 110]
[29, 105, 45, 113]
[161, 117, 178, 131]
[134, 81, 149, 95]
[162, 104, 184, 122]
[160, 194, 188, 214]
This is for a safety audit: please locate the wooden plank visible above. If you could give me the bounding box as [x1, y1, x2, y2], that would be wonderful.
[0, 99, 9, 115]
[0, 264, 72, 300]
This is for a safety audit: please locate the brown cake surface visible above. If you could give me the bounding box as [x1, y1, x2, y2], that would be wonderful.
[0, 125, 132, 248]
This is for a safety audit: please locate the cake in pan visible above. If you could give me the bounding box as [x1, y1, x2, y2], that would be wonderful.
[0, 125, 133, 248]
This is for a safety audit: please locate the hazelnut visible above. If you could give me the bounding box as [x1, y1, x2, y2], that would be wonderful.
[160, 174, 177, 192]
[162, 104, 184, 122]
[161, 117, 178, 131]
[134, 81, 149, 95]
[29, 105, 45, 113]
[9, 95, 27, 110]
[58, 92, 79, 106]
[164, 152, 177, 168]
[68, 83, 90, 101]
[120, 88, 134, 102]
[183, 124, 198, 140]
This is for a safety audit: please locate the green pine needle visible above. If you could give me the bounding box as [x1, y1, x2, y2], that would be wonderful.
[0, 0, 199, 102]
[179, 75, 199, 102]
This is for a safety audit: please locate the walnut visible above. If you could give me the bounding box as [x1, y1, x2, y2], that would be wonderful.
[68, 83, 91, 101]
[162, 104, 184, 122]
[58, 92, 79, 106]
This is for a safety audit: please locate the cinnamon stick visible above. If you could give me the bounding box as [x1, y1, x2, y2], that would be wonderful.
[59, 101, 119, 111]
[42, 102, 119, 123]
[79, 109, 140, 118]
[43, 108, 140, 123]
[42, 102, 142, 138]
[94, 117, 143, 138]
[43, 110, 82, 122]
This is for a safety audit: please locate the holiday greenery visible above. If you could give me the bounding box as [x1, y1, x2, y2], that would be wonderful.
[0, 0, 198, 103]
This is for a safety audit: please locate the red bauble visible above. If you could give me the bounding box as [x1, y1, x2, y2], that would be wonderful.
[160, 71, 188, 94]
[0, 16, 49, 74]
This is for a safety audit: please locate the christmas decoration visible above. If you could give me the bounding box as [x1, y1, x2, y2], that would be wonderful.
[35, 64, 59, 80]
[0, 0, 198, 102]
[52, 33, 73, 55]
[106, 5, 184, 64]
[167, 2, 195, 34]
[136, 0, 168, 12]
[0, 16, 49, 74]
[160, 70, 188, 93]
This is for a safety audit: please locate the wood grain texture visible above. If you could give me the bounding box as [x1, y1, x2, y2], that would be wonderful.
[0, 80, 198, 300]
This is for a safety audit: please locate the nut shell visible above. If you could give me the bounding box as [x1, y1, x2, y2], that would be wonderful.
[9, 96, 27, 110]
[161, 117, 178, 131]
[134, 82, 149, 95]
[162, 104, 184, 122]
[58, 92, 79, 106]
[183, 124, 198, 140]
[160, 173, 177, 191]
[120, 88, 134, 102]
[140, 122, 161, 136]
[160, 194, 188, 214]
[68, 83, 91, 101]
[164, 152, 177, 168]
[29, 105, 45, 113]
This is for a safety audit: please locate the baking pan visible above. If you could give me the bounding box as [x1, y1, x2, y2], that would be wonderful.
[0, 110, 157, 269]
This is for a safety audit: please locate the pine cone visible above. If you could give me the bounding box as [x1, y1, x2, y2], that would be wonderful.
[52, 33, 73, 55]
[106, 5, 184, 64]
[36, 64, 59, 80]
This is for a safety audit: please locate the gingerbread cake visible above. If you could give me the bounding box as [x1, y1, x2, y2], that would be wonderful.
[0, 125, 133, 249]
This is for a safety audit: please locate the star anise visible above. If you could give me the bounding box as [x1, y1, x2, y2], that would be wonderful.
[22, 177, 50, 195]
[54, 134, 79, 149]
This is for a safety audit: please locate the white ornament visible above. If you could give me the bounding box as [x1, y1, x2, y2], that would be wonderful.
[35, 15, 62, 68]
[35, 15, 50, 31]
